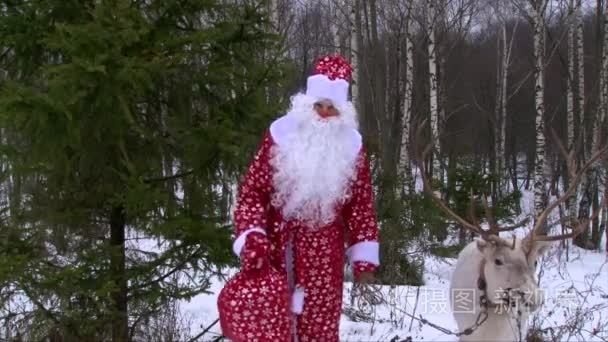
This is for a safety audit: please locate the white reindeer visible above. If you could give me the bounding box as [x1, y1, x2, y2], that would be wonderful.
[413, 122, 608, 341]
[450, 236, 551, 341]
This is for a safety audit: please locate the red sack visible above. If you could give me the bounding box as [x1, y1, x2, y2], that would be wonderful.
[217, 267, 291, 341]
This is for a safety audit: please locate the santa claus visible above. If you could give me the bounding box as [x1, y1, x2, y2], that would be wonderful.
[218, 54, 380, 341]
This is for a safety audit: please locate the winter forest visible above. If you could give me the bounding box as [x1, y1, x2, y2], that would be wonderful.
[1, 0, 608, 341]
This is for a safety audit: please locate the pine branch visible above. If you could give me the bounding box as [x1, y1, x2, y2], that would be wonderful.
[128, 245, 204, 295]
[143, 170, 194, 184]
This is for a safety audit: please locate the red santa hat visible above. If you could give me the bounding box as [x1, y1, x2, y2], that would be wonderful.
[305, 54, 352, 105]
[217, 267, 291, 341]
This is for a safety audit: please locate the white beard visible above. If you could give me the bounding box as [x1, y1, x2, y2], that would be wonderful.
[270, 94, 360, 229]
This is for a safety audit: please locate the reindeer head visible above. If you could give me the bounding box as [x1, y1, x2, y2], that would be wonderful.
[413, 120, 608, 314]
[475, 237, 552, 312]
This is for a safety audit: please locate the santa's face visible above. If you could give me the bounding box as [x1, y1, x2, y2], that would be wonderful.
[270, 94, 360, 229]
[313, 99, 339, 119]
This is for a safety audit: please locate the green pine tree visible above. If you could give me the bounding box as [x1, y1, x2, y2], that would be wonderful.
[0, 1, 287, 340]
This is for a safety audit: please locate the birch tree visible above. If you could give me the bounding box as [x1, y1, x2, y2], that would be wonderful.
[603, 0, 608, 250]
[493, 12, 517, 194]
[583, 0, 608, 248]
[567, 0, 576, 151]
[575, 0, 600, 249]
[350, 0, 361, 111]
[565, 0, 578, 227]
[399, 0, 415, 192]
[577, 0, 585, 134]
[597, 0, 608, 250]
[603, 0, 608, 127]
[531, 0, 549, 231]
[500, 23, 515, 189]
[368, 0, 384, 144]
[428, 0, 441, 177]
[328, 0, 342, 50]
[494, 26, 504, 186]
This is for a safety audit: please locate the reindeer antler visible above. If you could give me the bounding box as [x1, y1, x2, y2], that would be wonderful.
[412, 120, 520, 249]
[413, 120, 608, 250]
[526, 130, 608, 244]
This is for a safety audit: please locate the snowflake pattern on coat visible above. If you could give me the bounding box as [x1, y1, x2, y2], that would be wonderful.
[225, 128, 379, 341]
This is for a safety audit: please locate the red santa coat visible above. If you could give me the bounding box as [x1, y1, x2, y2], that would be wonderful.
[227, 115, 380, 341]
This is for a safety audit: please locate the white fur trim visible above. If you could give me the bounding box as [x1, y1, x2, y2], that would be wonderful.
[346, 241, 380, 266]
[269, 115, 361, 154]
[232, 227, 266, 257]
[306, 74, 349, 105]
[291, 287, 306, 314]
[351, 127, 362, 152]
[269, 115, 297, 146]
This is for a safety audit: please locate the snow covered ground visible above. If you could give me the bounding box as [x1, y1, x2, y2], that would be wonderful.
[182, 244, 608, 341]
[183, 185, 608, 341]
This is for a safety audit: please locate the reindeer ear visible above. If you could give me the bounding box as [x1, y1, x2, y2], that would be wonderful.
[531, 240, 553, 257]
[522, 235, 553, 257]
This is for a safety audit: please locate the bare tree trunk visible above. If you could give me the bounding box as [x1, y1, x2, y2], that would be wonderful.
[350, 0, 361, 111]
[566, 0, 576, 145]
[495, 23, 511, 195]
[369, 0, 384, 141]
[567, 0, 576, 147]
[501, 24, 510, 187]
[399, 0, 414, 193]
[511, 140, 519, 191]
[532, 0, 549, 233]
[565, 0, 578, 229]
[603, 0, 608, 126]
[577, 0, 585, 132]
[347, 1, 361, 293]
[494, 27, 502, 194]
[576, 0, 603, 249]
[575, 176, 593, 248]
[588, 0, 608, 249]
[603, 206, 608, 252]
[329, 0, 341, 50]
[502, 18, 520, 194]
[437, 1, 448, 181]
[428, 0, 441, 177]
[591, 184, 601, 247]
[576, 0, 588, 215]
